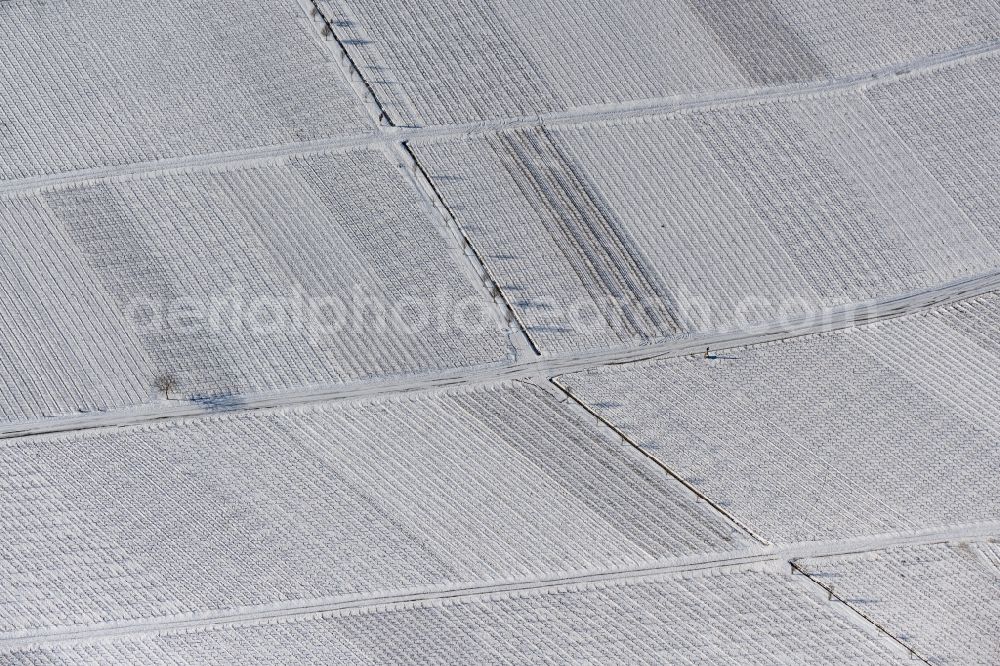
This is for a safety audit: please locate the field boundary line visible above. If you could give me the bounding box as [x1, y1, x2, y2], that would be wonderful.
[427, 35, 999, 137]
[302, 0, 392, 126]
[397, 141, 541, 356]
[306, 0, 540, 356]
[789, 562, 933, 663]
[305, 0, 538, 358]
[1, 269, 997, 442]
[5, 522, 997, 653]
[1, 39, 996, 199]
[550, 375, 769, 546]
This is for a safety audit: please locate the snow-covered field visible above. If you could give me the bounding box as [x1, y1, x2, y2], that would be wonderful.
[558, 293, 1000, 543]
[413, 54, 1000, 353]
[0, 0, 371, 181]
[0, 149, 509, 424]
[1, 381, 744, 637]
[869, 54, 1000, 238]
[798, 539, 1000, 665]
[7, 565, 907, 664]
[320, 0, 999, 125]
[2, 0, 998, 661]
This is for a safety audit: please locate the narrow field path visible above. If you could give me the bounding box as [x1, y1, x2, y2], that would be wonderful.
[1, 38, 995, 199]
[5, 519, 997, 653]
[2, 268, 996, 441]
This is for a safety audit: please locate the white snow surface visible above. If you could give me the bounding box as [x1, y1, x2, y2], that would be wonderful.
[0, 0, 373, 181]
[413, 54, 1000, 353]
[1, 0, 998, 662]
[0, 381, 744, 637]
[799, 539, 1000, 665]
[558, 293, 1000, 544]
[7, 566, 906, 665]
[0, 148, 510, 424]
[321, 0, 1000, 125]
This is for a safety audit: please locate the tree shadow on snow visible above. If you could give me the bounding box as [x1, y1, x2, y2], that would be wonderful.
[189, 393, 245, 412]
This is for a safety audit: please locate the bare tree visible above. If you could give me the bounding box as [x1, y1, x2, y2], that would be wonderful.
[154, 374, 178, 400]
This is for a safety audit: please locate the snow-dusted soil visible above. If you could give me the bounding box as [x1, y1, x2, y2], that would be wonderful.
[1, 267, 994, 446]
[798, 538, 1000, 665]
[0, 148, 510, 425]
[412, 54, 1000, 354]
[319, 0, 999, 125]
[2, 0, 998, 661]
[0, 381, 745, 639]
[557, 293, 1000, 544]
[5, 565, 907, 665]
[868, 54, 1000, 241]
[0, 0, 372, 181]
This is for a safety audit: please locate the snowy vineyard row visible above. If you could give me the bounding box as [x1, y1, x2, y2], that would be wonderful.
[1, 53, 996, 428]
[415, 54, 1000, 352]
[797, 540, 1000, 664]
[3, 0, 997, 178]
[323, 0, 1000, 125]
[6, 566, 909, 664]
[2, 382, 742, 635]
[558, 292, 1000, 544]
[0, 0, 371, 181]
[0, 149, 510, 424]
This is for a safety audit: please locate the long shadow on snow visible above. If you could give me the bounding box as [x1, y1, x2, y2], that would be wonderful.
[189, 392, 246, 412]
